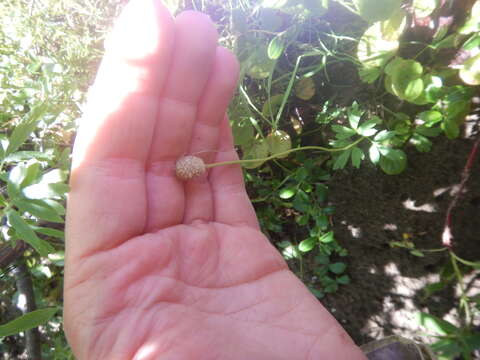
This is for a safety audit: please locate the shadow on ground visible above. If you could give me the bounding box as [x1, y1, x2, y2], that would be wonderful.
[324, 133, 480, 345]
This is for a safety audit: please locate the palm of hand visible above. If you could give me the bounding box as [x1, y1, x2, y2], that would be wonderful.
[63, 1, 365, 359]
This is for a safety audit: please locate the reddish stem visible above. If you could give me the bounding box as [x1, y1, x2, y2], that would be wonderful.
[442, 134, 480, 248]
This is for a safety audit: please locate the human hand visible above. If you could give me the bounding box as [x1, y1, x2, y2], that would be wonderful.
[63, 1, 367, 359]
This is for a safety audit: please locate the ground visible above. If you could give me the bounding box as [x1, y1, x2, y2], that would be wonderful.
[325, 130, 480, 345]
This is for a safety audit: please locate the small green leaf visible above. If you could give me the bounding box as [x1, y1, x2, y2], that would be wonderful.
[379, 149, 407, 175]
[368, 144, 380, 165]
[295, 77, 316, 101]
[279, 187, 296, 199]
[6, 209, 54, 257]
[267, 35, 285, 60]
[242, 139, 269, 169]
[357, 116, 380, 136]
[337, 275, 351, 285]
[332, 125, 356, 137]
[358, 66, 382, 84]
[410, 134, 432, 152]
[460, 53, 480, 85]
[374, 130, 396, 142]
[351, 147, 364, 168]
[6, 104, 48, 156]
[293, 190, 310, 212]
[0, 308, 57, 338]
[348, 105, 362, 129]
[416, 312, 459, 336]
[355, 0, 401, 22]
[315, 254, 330, 265]
[299, 238, 317, 252]
[13, 198, 63, 223]
[266, 130, 291, 158]
[410, 249, 425, 257]
[412, 0, 439, 18]
[333, 149, 351, 170]
[442, 117, 460, 139]
[418, 110, 442, 125]
[232, 119, 254, 146]
[31, 226, 65, 239]
[319, 231, 334, 243]
[329, 262, 347, 274]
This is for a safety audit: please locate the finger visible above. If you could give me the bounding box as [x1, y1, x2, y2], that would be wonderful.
[144, 11, 218, 232]
[183, 47, 239, 224]
[210, 117, 259, 229]
[66, 0, 175, 260]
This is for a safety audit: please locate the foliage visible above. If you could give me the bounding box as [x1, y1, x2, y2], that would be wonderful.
[0, 0, 123, 357]
[1, 0, 479, 358]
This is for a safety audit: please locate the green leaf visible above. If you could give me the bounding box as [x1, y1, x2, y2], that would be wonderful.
[337, 274, 351, 285]
[442, 117, 460, 139]
[333, 149, 351, 170]
[422, 281, 448, 299]
[266, 130, 291, 158]
[232, 119, 254, 146]
[267, 35, 285, 60]
[374, 130, 396, 142]
[416, 312, 458, 336]
[315, 254, 330, 265]
[279, 187, 296, 199]
[262, 94, 284, 119]
[358, 66, 381, 84]
[410, 249, 425, 257]
[6, 104, 48, 156]
[351, 147, 364, 168]
[379, 149, 407, 175]
[0, 308, 57, 338]
[242, 139, 269, 169]
[315, 184, 328, 202]
[463, 34, 480, 50]
[348, 104, 362, 129]
[31, 226, 65, 239]
[369, 144, 380, 164]
[293, 190, 310, 212]
[13, 198, 64, 223]
[299, 238, 317, 252]
[3, 151, 54, 162]
[246, 46, 276, 79]
[357, 14, 405, 68]
[418, 110, 442, 125]
[332, 125, 356, 140]
[354, 0, 401, 22]
[6, 209, 54, 257]
[319, 231, 334, 243]
[388, 58, 424, 101]
[329, 262, 347, 274]
[357, 117, 380, 136]
[21, 162, 41, 188]
[295, 77, 316, 101]
[410, 134, 432, 152]
[412, 0, 439, 18]
[460, 53, 480, 85]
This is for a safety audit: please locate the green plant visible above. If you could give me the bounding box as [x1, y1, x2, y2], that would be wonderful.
[0, 0, 123, 357]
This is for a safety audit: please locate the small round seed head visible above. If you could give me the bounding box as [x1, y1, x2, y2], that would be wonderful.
[175, 155, 206, 180]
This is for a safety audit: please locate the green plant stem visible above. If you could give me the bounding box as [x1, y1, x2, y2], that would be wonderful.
[450, 251, 472, 326]
[205, 138, 365, 169]
[416, 247, 448, 253]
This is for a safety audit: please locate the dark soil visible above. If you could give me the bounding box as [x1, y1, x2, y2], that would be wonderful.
[324, 132, 480, 345]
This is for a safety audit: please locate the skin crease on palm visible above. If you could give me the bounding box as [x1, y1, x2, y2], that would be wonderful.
[63, 0, 368, 359]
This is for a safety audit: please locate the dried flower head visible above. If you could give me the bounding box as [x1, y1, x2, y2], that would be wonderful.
[175, 155, 206, 180]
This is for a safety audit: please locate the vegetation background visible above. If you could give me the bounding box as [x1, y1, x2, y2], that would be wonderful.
[0, 0, 479, 359]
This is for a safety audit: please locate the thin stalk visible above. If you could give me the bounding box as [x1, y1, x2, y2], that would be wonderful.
[205, 137, 365, 169]
[450, 251, 472, 326]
